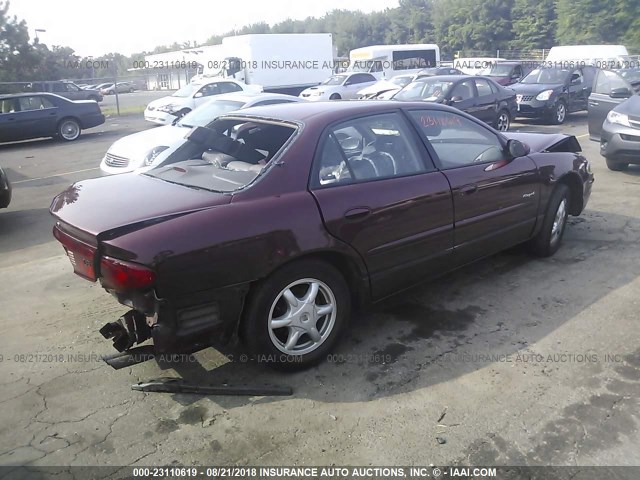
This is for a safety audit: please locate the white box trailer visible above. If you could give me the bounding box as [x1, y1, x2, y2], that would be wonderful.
[348, 44, 440, 80]
[545, 45, 630, 67]
[199, 33, 334, 94]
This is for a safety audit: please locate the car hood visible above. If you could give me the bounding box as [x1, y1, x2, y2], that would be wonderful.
[510, 83, 564, 95]
[358, 80, 400, 96]
[147, 95, 188, 109]
[612, 94, 640, 116]
[107, 124, 189, 160]
[302, 85, 338, 94]
[50, 173, 230, 238]
[503, 132, 581, 153]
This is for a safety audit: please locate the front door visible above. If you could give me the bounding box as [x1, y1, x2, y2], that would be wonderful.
[405, 109, 541, 267]
[310, 111, 454, 299]
[588, 70, 632, 140]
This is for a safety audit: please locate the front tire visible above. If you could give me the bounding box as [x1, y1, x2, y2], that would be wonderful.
[329, 93, 341, 100]
[550, 100, 566, 125]
[495, 109, 510, 132]
[606, 158, 629, 171]
[528, 184, 570, 257]
[57, 118, 81, 142]
[242, 260, 350, 370]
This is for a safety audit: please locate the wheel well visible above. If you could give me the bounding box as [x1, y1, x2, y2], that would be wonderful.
[57, 116, 81, 131]
[253, 251, 369, 309]
[557, 173, 583, 215]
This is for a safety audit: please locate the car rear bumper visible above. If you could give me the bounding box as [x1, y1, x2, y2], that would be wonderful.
[81, 113, 106, 129]
[600, 124, 640, 164]
[102, 284, 249, 353]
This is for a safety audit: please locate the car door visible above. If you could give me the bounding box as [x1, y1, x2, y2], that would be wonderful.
[194, 82, 222, 108]
[588, 70, 634, 140]
[14, 96, 59, 138]
[566, 69, 589, 112]
[64, 83, 83, 100]
[447, 79, 479, 118]
[405, 109, 541, 267]
[473, 78, 497, 124]
[310, 111, 454, 299]
[342, 74, 376, 99]
[0, 98, 21, 142]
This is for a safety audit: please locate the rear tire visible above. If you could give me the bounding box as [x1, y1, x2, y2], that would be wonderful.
[528, 184, 570, 257]
[57, 118, 81, 142]
[606, 158, 629, 171]
[242, 260, 350, 370]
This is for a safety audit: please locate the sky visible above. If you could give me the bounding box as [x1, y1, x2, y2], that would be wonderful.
[8, 0, 399, 57]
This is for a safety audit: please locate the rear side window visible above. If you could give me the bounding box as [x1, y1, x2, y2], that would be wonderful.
[312, 112, 428, 187]
[18, 96, 55, 111]
[475, 79, 493, 96]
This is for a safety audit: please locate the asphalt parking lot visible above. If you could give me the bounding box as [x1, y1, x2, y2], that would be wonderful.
[0, 111, 639, 472]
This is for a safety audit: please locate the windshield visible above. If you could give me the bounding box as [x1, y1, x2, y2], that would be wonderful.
[172, 83, 199, 98]
[394, 79, 453, 101]
[147, 118, 297, 193]
[521, 68, 570, 84]
[619, 69, 640, 83]
[177, 100, 245, 128]
[390, 76, 413, 87]
[478, 64, 514, 77]
[322, 75, 348, 86]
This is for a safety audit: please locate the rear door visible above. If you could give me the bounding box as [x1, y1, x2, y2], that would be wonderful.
[588, 70, 632, 140]
[447, 79, 479, 119]
[310, 111, 454, 299]
[405, 109, 541, 267]
[0, 98, 20, 142]
[473, 78, 498, 124]
[14, 95, 59, 137]
[567, 69, 589, 112]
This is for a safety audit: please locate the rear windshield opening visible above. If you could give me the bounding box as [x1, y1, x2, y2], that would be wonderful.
[146, 118, 297, 193]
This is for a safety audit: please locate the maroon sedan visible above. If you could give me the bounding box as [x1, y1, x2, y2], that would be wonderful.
[50, 101, 594, 369]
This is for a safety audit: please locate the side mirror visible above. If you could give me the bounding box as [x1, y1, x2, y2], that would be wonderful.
[450, 95, 463, 103]
[194, 92, 203, 98]
[610, 87, 632, 99]
[507, 139, 530, 158]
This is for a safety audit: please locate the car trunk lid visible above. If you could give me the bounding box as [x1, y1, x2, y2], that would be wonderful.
[50, 173, 231, 281]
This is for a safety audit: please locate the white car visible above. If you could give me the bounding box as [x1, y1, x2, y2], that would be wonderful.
[101, 92, 305, 175]
[357, 74, 421, 99]
[299, 73, 377, 101]
[143, 78, 262, 125]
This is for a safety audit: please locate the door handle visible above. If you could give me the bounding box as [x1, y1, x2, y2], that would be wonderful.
[459, 184, 478, 196]
[589, 101, 599, 106]
[343, 207, 371, 220]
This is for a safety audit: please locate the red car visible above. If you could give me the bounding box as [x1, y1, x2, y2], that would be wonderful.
[50, 101, 594, 369]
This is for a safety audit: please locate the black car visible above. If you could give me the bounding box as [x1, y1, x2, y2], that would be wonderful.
[0, 163, 11, 209]
[0, 93, 105, 143]
[511, 65, 597, 124]
[587, 69, 640, 170]
[393, 75, 517, 131]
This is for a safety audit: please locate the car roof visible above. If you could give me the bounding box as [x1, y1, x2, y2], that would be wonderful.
[224, 99, 465, 124]
[0, 92, 65, 100]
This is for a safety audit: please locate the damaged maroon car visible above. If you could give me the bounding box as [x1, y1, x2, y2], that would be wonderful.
[50, 101, 594, 369]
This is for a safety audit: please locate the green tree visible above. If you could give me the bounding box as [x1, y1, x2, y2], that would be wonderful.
[510, 0, 556, 50]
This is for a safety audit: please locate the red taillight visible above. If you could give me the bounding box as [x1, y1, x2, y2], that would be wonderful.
[99, 256, 156, 291]
[53, 225, 97, 281]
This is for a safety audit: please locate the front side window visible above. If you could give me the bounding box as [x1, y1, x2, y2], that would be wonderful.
[219, 82, 243, 94]
[313, 112, 427, 187]
[594, 70, 631, 94]
[198, 83, 221, 97]
[408, 110, 507, 169]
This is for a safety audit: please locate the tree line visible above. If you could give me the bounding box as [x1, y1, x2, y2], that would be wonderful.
[1, 0, 638, 82]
